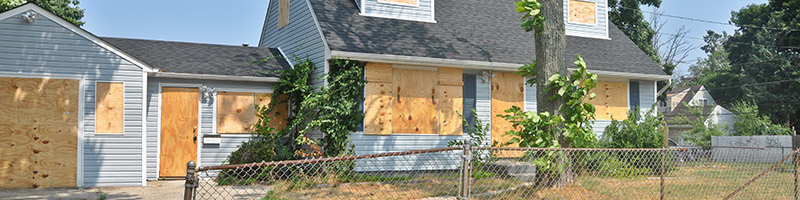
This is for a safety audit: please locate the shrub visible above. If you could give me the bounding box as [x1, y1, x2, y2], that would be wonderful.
[730, 101, 792, 136]
[600, 106, 666, 149]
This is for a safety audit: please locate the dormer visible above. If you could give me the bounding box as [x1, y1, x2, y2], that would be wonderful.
[564, 0, 609, 39]
[354, 0, 435, 22]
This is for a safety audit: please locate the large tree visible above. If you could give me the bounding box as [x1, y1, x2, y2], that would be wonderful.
[0, 0, 84, 26]
[608, 0, 661, 63]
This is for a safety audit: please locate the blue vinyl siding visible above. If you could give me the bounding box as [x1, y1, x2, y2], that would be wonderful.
[260, 0, 327, 88]
[0, 10, 145, 187]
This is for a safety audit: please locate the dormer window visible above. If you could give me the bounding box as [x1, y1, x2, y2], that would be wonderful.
[378, 0, 419, 6]
[568, 0, 597, 25]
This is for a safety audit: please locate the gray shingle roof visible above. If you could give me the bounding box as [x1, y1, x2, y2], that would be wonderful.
[309, 0, 666, 76]
[102, 37, 288, 77]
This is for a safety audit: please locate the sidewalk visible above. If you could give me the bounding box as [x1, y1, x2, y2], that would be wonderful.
[0, 181, 185, 200]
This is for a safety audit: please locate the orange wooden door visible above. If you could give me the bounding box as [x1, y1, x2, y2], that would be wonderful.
[491, 72, 525, 157]
[160, 87, 199, 177]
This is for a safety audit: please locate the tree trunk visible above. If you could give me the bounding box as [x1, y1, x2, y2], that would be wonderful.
[535, 0, 573, 187]
[535, 0, 568, 117]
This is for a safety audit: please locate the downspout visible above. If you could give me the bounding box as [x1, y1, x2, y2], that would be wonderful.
[657, 79, 672, 97]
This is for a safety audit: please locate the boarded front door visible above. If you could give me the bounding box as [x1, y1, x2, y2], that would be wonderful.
[0, 77, 79, 188]
[160, 87, 199, 177]
[491, 72, 525, 157]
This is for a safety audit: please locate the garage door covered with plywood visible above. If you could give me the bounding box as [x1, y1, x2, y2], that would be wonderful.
[0, 77, 79, 188]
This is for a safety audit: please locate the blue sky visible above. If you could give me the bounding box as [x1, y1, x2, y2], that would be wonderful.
[80, 0, 767, 77]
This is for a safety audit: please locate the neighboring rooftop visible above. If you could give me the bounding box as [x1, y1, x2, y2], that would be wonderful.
[664, 85, 709, 123]
[309, 0, 666, 76]
[102, 37, 289, 77]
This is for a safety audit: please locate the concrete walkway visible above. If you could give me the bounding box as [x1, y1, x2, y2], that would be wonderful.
[0, 181, 185, 200]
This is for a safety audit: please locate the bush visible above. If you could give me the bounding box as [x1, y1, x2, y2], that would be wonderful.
[730, 101, 792, 136]
[600, 106, 666, 149]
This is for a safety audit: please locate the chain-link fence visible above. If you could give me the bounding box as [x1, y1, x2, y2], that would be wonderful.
[186, 144, 800, 200]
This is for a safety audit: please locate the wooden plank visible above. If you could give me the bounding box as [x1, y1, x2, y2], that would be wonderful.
[364, 82, 393, 135]
[569, 0, 596, 24]
[278, 0, 289, 29]
[392, 68, 438, 134]
[0, 77, 78, 188]
[255, 93, 289, 132]
[160, 87, 199, 177]
[438, 67, 463, 86]
[365, 63, 393, 83]
[491, 72, 525, 157]
[584, 81, 629, 120]
[438, 85, 463, 136]
[95, 82, 124, 134]
[216, 92, 255, 134]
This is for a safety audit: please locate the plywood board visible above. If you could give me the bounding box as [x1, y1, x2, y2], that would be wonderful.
[585, 81, 629, 120]
[569, 0, 596, 24]
[0, 77, 78, 188]
[491, 72, 524, 157]
[216, 92, 255, 134]
[379, 0, 418, 5]
[160, 87, 199, 177]
[95, 82, 123, 134]
[438, 67, 463, 86]
[438, 85, 463, 136]
[392, 68, 438, 134]
[364, 82, 393, 135]
[255, 93, 289, 132]
[365, 63, 393, 83]
[278, 0, 289, 29]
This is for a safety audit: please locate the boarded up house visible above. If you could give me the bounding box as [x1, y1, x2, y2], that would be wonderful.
[258, 0, 670, 170]
[0, 3, 290, 188]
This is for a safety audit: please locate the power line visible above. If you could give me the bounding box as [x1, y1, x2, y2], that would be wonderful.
[675, 57, 792, 66]
[619, 6, 800, 32]
[656, 32, 800, 49]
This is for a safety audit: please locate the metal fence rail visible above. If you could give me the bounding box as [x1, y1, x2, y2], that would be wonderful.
[185, 143, 800, 200]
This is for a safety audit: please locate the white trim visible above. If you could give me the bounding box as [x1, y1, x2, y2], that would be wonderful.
[361, 0, 367, 14]
[333, 51, 671, 81]
[0, 72, 85, 187]
[140, 72, 147, 186]
[430, 0, 435, 22]
[358, 13, 438, 23]
[93, 81, 125, 135]
[564, 30, 611, 40]
[276, 47, 293, 67]
[214, 87, 274, 94]
[0, 4, 157, 72]
[157, 83, 203, 177]
[604, 0, 609, 39]
[377, 0, 420, 7]
[150, 72, 279, 83]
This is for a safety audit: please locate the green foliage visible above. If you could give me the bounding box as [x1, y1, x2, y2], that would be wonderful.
[674, 104, 725, 148]
[601, 106, 666, 148]
[595, 155, 650, 179]
[301, 59, 366, 157]
[1, 0, 85, 26]
[262, 191, 288, 200]
[503, 55, 598, 149]
[448, 109, 490, 148]
[730, 101, 792, 136]
[515, 0, 545, 33]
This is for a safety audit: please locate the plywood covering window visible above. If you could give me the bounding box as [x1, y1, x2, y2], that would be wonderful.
[278, 0, 289, 29]
[217, 92, 287, 134]
[378, 0, 419, 6]
[584, 81, 629, 120]
[363, 63, 463, 135]
[568, 0, 596, 24]
[96, 82, 124, 134]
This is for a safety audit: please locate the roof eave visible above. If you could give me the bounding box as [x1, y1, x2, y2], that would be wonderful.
[332, 51, 671, 81]
[150, 72, 279, 83]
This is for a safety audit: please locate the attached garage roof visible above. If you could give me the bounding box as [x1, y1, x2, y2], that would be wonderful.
[309, 0, 666, 76]
[102, 37, 290, 77]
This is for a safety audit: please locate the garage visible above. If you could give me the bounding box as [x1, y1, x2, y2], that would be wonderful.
[0, 77, 80, 188]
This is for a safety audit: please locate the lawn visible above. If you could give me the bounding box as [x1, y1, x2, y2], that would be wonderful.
[200, 162, 797, 200]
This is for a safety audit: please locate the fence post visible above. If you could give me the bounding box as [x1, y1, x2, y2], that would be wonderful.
[460, 139, 471, 200]
[795, 150, 798, 200]
[660, 149, 666, 200]
[184, 160, 197, 200]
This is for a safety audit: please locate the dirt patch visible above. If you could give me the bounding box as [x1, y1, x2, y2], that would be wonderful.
[0, 181, 185, 200]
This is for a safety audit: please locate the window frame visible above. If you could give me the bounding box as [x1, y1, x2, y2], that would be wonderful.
[377, 0, 420, 7]
[567, 0, 599, 26]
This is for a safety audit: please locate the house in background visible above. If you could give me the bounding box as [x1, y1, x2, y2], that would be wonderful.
[662, 85, 737, 145]
[0, 3, 290, 188]
[259, 0, 671, 170]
